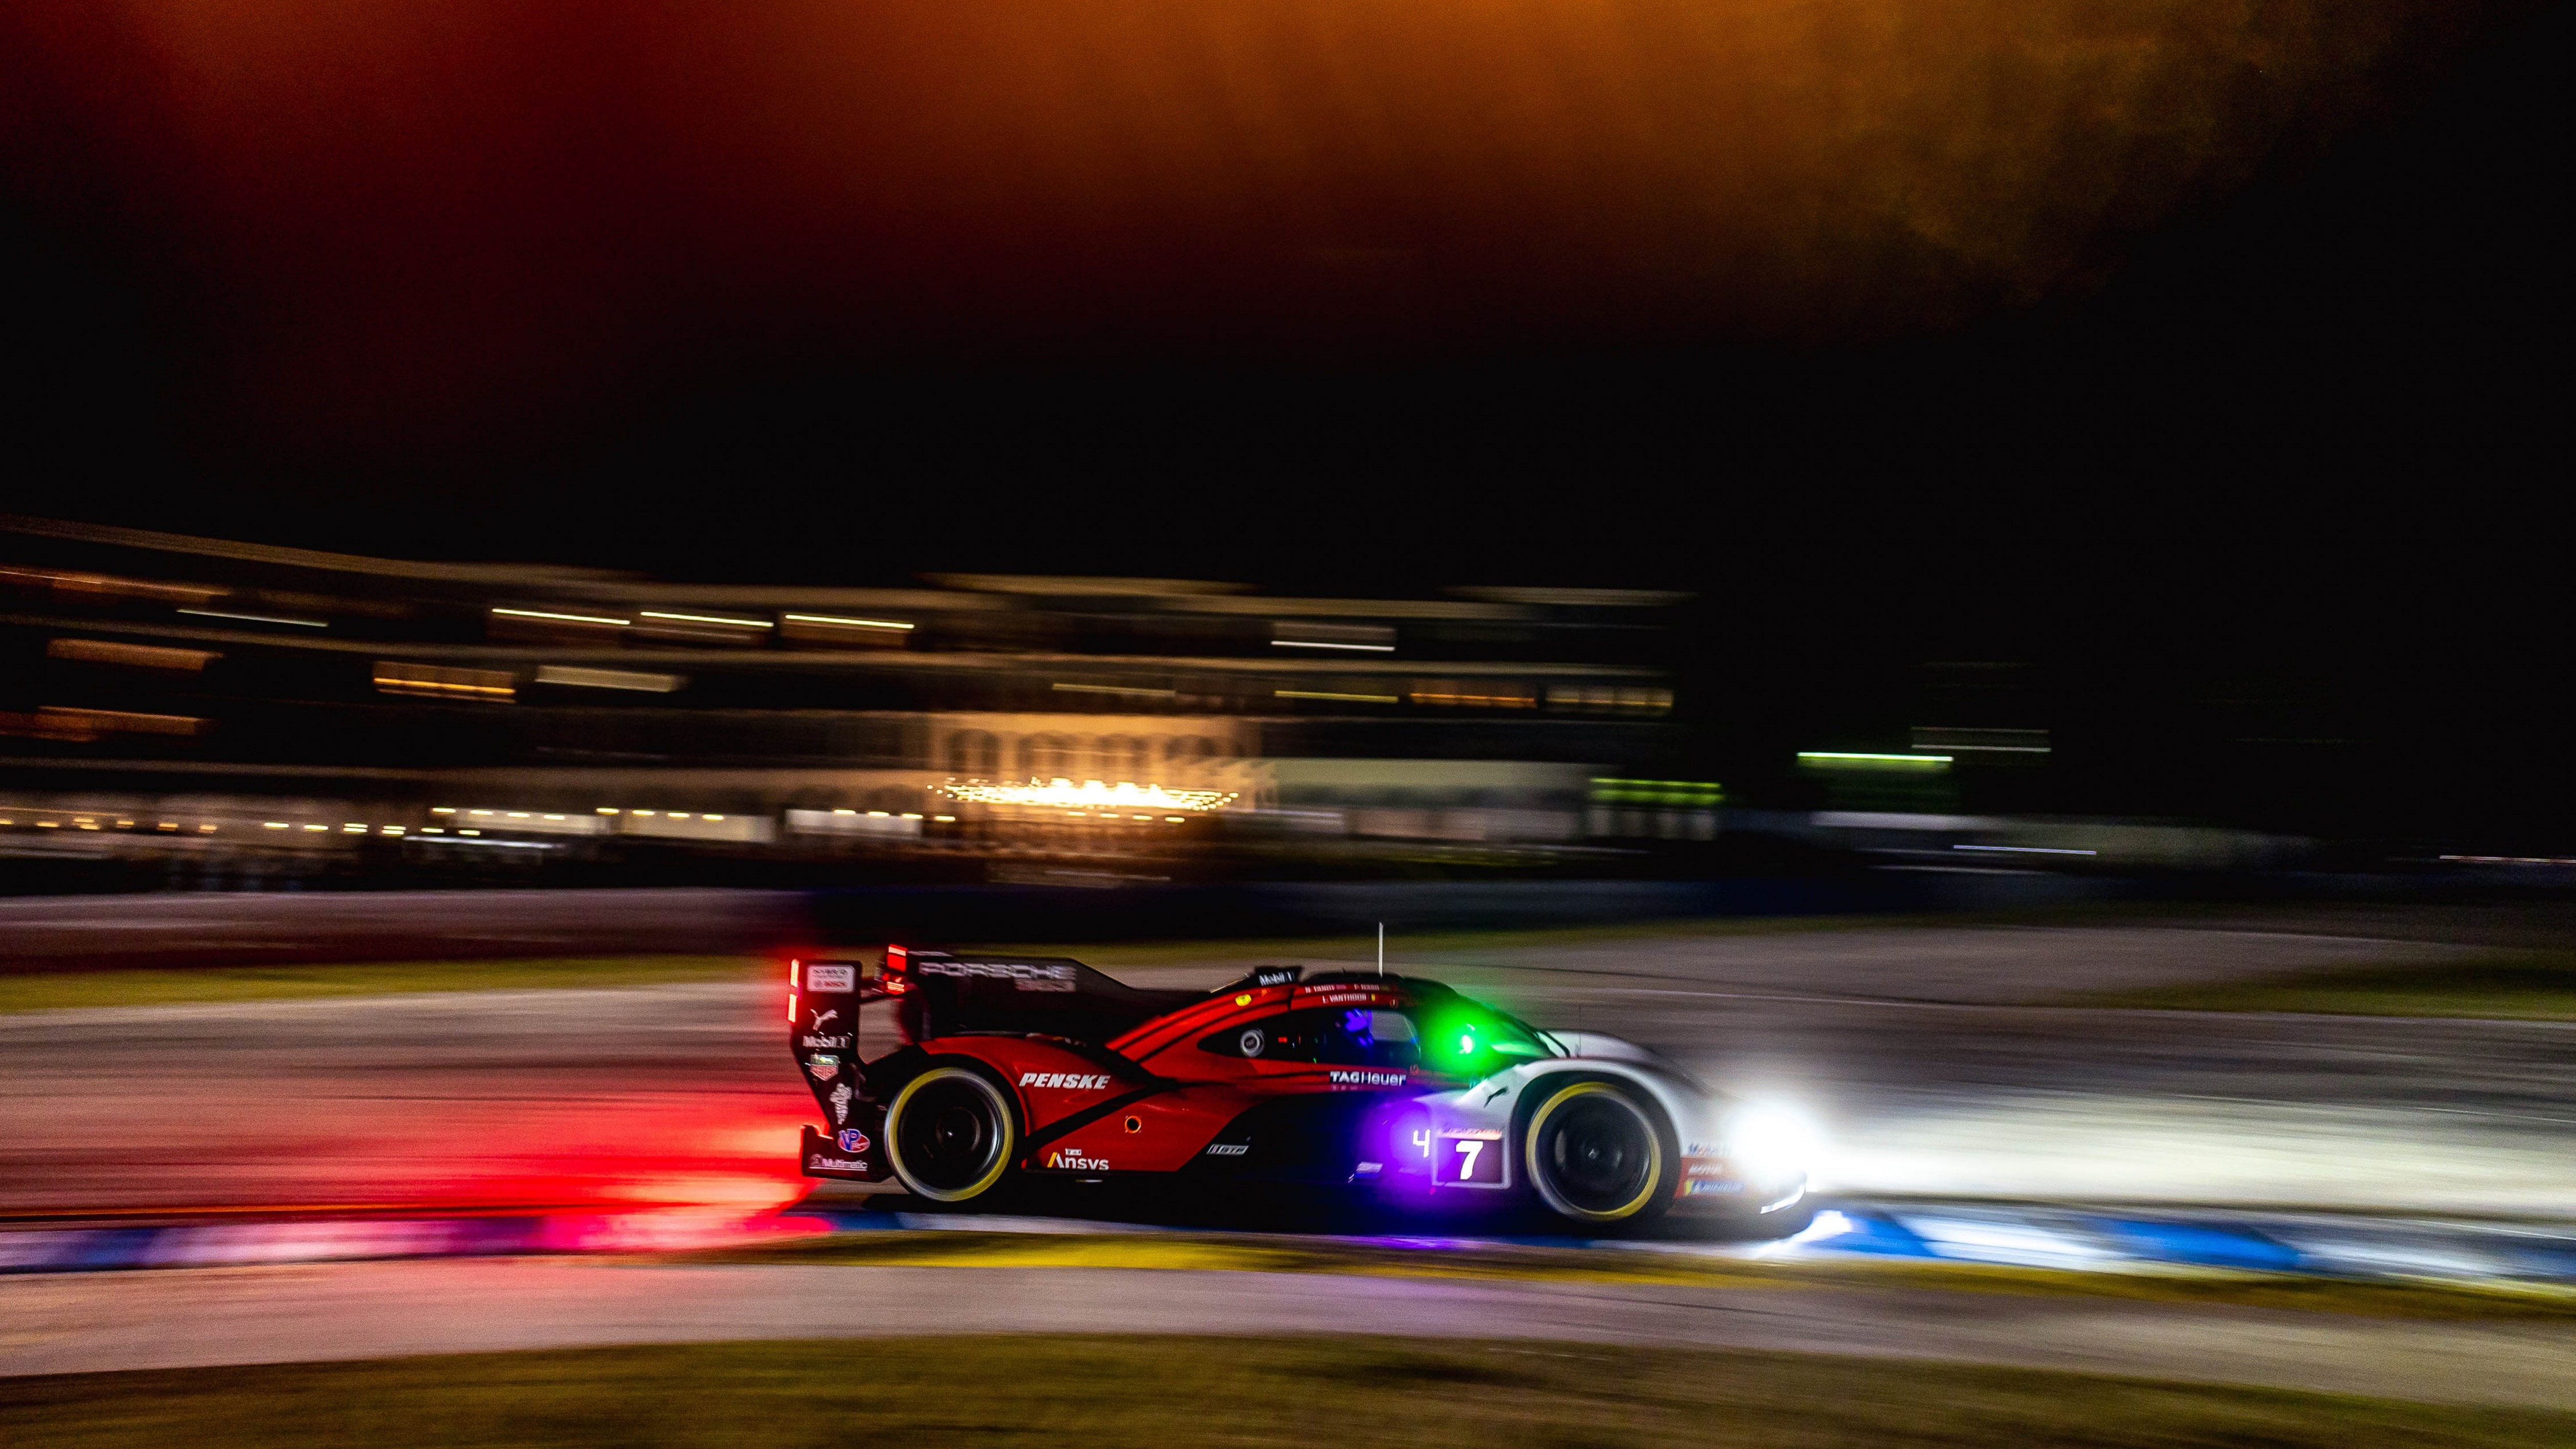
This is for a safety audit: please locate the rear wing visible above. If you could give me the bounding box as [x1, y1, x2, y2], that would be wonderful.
[879, 945, 1202, 1043]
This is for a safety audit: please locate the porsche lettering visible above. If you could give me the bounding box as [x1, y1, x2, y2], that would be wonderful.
[919, 959, 1077, 992]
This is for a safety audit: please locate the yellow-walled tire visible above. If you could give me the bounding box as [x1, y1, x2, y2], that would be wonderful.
[1523, 1079, 1674, 1225]
[884, 1065, 1017, 1205]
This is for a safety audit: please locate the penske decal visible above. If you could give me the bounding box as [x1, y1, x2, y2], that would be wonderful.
[1019, 1072, 1112, 1090]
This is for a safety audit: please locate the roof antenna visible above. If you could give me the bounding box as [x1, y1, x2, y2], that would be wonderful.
[1377, 922, 1385, 978]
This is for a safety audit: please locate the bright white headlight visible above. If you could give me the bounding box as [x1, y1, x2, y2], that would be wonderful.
[1725, 1100, 1822, 1182]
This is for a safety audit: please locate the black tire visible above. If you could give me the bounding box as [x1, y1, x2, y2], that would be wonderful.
[1522, 1078, 1676, 1226]
[884, 1065, 1018, 1205]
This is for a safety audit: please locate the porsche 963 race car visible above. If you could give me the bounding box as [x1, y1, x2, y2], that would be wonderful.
[789, 947, 1812, 1231]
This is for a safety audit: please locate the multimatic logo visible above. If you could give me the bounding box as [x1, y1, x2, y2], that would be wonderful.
[1019, 1072, 1111, 1090]
[808, 1154, 867, 1173]
[1327, 1069, 1408, 1087]
[1045, 1147, 1111, 1170]
[918, 959, 1077, 992]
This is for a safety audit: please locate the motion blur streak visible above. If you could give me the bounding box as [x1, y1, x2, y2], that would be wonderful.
[1, 0, 2508, 452]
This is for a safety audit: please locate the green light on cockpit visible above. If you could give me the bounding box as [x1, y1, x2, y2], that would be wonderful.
[1456, 1031, 1476, 1055]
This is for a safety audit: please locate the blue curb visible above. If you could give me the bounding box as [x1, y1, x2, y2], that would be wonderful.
[6, 1202, 2574, 1286]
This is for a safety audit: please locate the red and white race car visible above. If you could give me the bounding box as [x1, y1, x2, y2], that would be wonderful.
[789, 947, 1812, 1231]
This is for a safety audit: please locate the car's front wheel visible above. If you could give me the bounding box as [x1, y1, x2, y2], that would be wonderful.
[1522, 1079, 1675, 1227]
[884, 1065, 1018, 1205]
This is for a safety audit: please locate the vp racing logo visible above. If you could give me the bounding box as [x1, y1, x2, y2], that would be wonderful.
[1045, 1146, 1111, 1171]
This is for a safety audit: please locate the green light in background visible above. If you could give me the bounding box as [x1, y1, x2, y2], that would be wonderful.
[1589, 777, 1723, 806]
[1797, 751, 1952, 772]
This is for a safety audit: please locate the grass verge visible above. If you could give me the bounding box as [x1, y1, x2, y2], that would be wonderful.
[2074, 952, 2576, 1022]
[0, 955, 766, 1015]
[8, 1336, 2570, 1447]
[690, 1229, 2576, 1320]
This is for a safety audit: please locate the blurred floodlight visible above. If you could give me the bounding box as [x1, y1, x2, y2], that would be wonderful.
[935, 778, 1238, 812]
[533, 664, 685, 693]
[176, 607, 327, 628]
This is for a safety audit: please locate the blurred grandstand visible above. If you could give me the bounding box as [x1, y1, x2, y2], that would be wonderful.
[2, 515, 1712, 892]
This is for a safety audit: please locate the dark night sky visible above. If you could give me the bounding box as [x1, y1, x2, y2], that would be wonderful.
[4, 0, 2569, 841]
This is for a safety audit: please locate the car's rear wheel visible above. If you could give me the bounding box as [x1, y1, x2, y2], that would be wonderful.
[885, 1066, 1017, 1205]
[1523, 1079, 1674, 1226]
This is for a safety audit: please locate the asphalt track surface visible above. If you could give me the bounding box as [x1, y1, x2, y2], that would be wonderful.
[8, 1258, 2576, 1409]
[6, 911, 2574, 1216]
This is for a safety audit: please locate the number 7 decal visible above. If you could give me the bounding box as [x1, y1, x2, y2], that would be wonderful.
[1439, 1131, 1503, 1185]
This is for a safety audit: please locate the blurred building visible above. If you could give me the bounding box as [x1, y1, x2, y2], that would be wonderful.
[0, 516, 1705, 889]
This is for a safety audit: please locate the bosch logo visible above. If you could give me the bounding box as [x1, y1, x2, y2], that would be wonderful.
[1019, 1072, 1111, 1090]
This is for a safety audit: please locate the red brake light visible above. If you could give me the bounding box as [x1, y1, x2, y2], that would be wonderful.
[882, 944, 910, 995]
